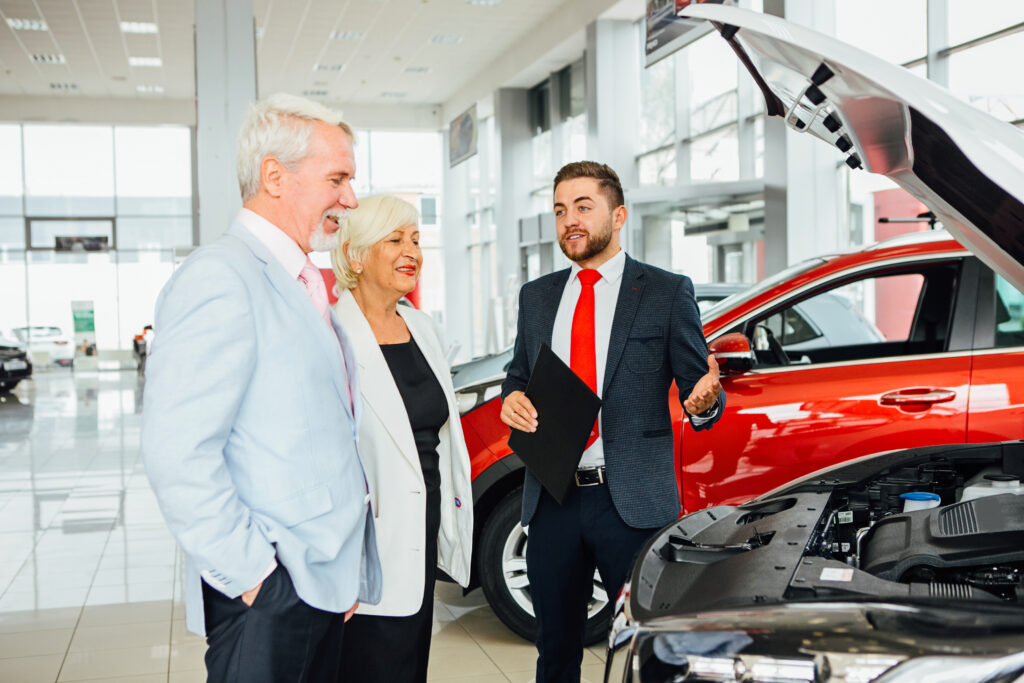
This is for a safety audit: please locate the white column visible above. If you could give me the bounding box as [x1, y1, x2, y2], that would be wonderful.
[194, 0, 257, 246]
[585, 20, 640, 189]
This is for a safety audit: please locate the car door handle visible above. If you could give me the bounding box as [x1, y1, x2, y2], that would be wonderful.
[879, 388, 956, 405]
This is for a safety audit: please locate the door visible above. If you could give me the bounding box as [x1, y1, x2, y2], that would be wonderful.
[967, 268, 1024, 442]
[682, 259, 973, 511]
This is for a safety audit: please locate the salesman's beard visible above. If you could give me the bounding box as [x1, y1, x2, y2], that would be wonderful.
[558, 218, 613, 263]
[309, 209, 348, 252]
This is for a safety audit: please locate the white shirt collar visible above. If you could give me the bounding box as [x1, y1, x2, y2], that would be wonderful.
[236, 208, 308, 280]
[568, 248, 626, 286]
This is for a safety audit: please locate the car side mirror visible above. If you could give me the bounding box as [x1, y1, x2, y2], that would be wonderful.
[709, 333, 755, 376]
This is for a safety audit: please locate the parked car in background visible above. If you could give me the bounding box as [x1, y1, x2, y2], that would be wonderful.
[13, 326, 75, 367]
[0, 332, 32, 393]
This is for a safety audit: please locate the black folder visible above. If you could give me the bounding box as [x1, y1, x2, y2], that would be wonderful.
[508, 343, 601, 505]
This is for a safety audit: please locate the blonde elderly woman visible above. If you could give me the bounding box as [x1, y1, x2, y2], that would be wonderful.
[331, 194, 473, 683]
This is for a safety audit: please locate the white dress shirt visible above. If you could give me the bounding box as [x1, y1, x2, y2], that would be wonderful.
[550, 250, 627, 469]
[551, 250, 715, 469]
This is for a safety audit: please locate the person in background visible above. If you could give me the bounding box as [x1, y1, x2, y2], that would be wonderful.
[142, 93, 381, 683]
[331, 194, 473, 683]
[501, 161, 724, 683]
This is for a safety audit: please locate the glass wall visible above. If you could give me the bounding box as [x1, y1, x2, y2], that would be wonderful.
[0, 124, 191, 365]
[350, 130, 445, 320]
[628, 0, 1022, 289]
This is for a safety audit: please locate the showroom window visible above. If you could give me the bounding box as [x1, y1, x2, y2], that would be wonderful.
[948, 30, 1024, 124]
[0, 124, 191, 360]
[355, 130, 445, 319]
[637, 47, 676, 187]
[835, 0, 927, 66]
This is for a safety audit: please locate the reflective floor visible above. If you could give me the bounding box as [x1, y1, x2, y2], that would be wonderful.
[0, 370, 606, 682]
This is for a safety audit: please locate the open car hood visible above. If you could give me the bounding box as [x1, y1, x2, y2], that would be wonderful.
[681, 4, 1024, 293]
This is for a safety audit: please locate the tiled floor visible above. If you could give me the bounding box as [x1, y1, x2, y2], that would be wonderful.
[0, 369, 606, 682]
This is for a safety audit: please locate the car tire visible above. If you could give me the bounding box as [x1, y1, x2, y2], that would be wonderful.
[478, 487, 612, 646]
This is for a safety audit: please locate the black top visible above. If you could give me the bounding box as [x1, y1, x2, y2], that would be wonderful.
[380, 339, 448, 497]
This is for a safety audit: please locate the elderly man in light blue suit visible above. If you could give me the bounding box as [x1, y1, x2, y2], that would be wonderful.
[142, 94, 381, 683]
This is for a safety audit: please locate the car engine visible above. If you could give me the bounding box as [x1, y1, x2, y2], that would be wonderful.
[797, 459, 1024, 604]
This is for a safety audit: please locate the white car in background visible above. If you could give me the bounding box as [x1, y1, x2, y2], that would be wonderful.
[13, 326, 75, 367]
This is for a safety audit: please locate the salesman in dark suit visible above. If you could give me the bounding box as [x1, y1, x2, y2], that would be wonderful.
[500, 161, 724, 683]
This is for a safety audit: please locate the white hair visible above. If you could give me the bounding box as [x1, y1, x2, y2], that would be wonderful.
[331, 195, 420, 291]
[236, 93, 353, 202]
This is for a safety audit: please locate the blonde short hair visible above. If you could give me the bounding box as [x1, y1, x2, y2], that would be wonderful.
[236, 93, 354, 202]
[331, 194, 420, 291]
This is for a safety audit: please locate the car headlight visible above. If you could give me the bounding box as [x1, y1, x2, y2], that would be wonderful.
[455, 381, 503, 415]
[631, 630, 906, 683]
[875, 651, 1024, 683]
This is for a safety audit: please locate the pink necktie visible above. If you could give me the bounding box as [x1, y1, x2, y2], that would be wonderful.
[298, 256, 353, 411]
[298, 256, 331, 327]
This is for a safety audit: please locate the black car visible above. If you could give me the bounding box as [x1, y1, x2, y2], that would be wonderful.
[0, 332, 32, 394]
[606, 4, 1024, 681]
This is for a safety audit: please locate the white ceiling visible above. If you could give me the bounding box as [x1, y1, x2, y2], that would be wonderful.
[0, 0, 643, 120]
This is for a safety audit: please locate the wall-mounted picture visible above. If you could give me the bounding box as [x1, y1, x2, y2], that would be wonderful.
[449, 105, 478, 167]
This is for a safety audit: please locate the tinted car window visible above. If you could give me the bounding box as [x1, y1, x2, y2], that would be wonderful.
[994, 275, 1024, 348]
[751, 266, 958, 366]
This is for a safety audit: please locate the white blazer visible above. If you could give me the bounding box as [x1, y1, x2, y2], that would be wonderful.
[334, 290, 473, 616]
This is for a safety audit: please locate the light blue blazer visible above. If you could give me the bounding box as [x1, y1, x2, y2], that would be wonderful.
[142, 222, 382, 636]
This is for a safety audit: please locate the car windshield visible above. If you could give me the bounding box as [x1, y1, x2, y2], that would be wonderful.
[700, 258, 829, 321]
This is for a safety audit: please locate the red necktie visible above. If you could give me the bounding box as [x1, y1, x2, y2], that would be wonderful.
[570, 269, 601, 450]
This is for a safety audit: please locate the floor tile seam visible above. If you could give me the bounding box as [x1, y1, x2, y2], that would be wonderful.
[55, 519, 123, 681]
[456, 624, 517, 679]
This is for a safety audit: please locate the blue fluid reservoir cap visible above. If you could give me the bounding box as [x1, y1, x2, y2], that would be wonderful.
[900, 492, 941, 501]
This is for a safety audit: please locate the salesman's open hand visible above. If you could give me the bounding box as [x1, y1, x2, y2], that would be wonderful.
[683, 355, 721, 416]
[501, 390, 538, 433]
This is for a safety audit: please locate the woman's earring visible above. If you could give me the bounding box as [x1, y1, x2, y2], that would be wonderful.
[355, 266, 363, 274]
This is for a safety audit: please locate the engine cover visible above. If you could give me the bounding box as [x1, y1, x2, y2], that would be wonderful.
[861, 494, 1024, 580]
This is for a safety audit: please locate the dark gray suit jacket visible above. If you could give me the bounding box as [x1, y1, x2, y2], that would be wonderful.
[501, 254, 725, 529]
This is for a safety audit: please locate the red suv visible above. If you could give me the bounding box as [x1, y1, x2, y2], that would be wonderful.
[459, 229, 1024, 643]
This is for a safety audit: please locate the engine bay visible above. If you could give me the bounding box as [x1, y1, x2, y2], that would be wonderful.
[795, 457, 1024, 604]
[633, 442, 1024, 621]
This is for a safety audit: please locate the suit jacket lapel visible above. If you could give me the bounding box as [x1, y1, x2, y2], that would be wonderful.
[227, 224, 353, 417]
[538, 269, 570, 349]
[335, 292, 419, 470]
[603, 255, 645, 394]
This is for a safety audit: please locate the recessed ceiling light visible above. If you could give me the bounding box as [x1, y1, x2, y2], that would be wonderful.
[49, 82, 78, 91]
[120, 22, 158, 34]
[329, 30, 364, 41]
[32, 54, 66, 64]
[129, 56, 162, 67]
[314, 64, 344, 72]
[380, 91, 407, 98]
[465, 0, 502, 5]
[404, 66, 430, 74]
[430, 34, 463, 45]
[6, 18, 48, 31]
[303, 89, 328, 97]
[136, 84, 164, 94]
